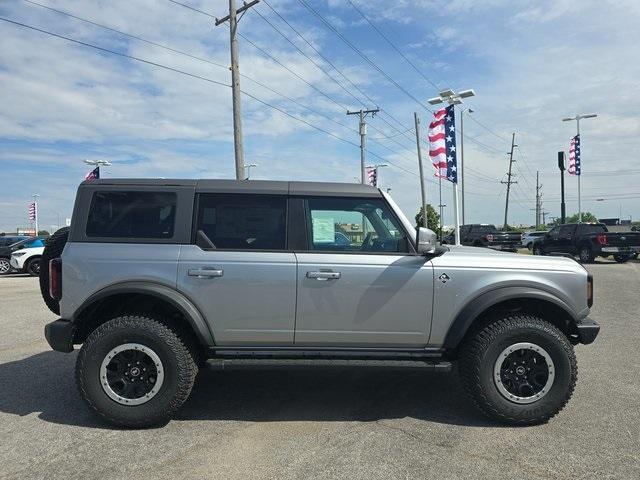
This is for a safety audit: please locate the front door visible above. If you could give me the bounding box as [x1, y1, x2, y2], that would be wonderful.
[294, 196, 434, 347]
[177, 194, 296, 346]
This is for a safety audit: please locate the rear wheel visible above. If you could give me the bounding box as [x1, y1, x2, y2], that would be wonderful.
[25, 257, 41, 276]
[76, 315, 197, 428]
[0, 257, 11, 275]
[613, 254, 631, 263]
[459, 314, 577, 425]
[579, 246, 595, 263]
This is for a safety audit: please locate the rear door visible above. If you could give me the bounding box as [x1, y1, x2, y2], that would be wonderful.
[294, 196, 434, 347]
[177, 193, 297, 346]
[557, 225, 576, 253]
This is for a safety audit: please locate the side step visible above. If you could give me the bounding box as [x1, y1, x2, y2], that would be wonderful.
[204, 358, 453, 373]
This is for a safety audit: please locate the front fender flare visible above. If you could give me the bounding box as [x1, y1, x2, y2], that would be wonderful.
[72, 281, 215, 347]
[442, 286, 578, 349]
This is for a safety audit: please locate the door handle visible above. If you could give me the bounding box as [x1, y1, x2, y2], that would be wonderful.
[188, 268, 224, 278]
[306, 271, 341, 281]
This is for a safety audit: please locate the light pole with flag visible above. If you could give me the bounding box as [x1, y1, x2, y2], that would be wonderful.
[84, 159, 111, 181]
[29, 194, 38, 236]
[427, 105, 460, 245]
[562, 114, 597, 223]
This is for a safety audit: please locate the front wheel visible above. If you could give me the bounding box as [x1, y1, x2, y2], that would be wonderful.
[459, 314, 577, 425]
[0, 257, 11, 275]
[532, 244, 543, 256]
[76, 315, 198, 427]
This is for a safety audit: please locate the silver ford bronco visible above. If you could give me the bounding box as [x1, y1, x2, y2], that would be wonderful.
[40, 179, 599, 427]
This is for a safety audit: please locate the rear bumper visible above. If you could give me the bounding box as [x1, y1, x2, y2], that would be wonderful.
[575, 317, 600, 345]
[44, 319, 76, 353]
[601, 246, 640, 253]
[487, 244, 519, 252]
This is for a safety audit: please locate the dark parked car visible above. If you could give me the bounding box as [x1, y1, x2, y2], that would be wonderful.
[459, 224, 522, 252]
[533, 223, 640, 263]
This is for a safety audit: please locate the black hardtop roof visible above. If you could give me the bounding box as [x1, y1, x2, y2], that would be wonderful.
[82, 179, 380, 197]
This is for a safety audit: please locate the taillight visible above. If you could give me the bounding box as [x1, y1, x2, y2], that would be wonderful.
[587, 274, 593, 308]
[486, 234, 494, 242]
[596, 234, 608, 245]
[49, 258, 62, 300]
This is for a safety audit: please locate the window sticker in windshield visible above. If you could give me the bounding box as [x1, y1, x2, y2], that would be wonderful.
[312, 217, 335, 243]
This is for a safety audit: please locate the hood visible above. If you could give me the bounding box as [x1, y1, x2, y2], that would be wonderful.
[436, 245, 585, 274]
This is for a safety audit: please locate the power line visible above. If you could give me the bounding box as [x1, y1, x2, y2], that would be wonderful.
[345, 0, 440, 90]
[296, 0, 429, 111]
[0, 16, 231, 88]
[21, 0, 359, 137]
[166, 0, 216, 19]
[467, 115, 509, 142]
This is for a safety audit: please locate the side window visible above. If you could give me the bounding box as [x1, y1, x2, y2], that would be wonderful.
[548, 226, 560, 237]
[558, 225, 574, 238]
[306, 197, 408, 253]
[86, 191, 176, 239]
[196, 194, 286, 250]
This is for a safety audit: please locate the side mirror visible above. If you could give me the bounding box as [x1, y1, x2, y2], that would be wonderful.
[416, 227, 437, 254]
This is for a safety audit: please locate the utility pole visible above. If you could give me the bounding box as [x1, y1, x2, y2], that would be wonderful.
[215, 0, 260, 180]
[460, 108, 473, 224]
[347, 108, 379, 183]
[501, 132, 517, 230]
[414, 112, 428, 228]
[535, 171, 543, 229]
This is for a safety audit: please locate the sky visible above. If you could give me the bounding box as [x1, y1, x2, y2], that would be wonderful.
[1, 0, 639, 232]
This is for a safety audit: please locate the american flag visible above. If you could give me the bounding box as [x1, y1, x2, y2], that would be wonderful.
[568, 135, 581, 176]
[28, 202, 37, 221]
[428, 105, 457, 183]
[84, 166, 100, 181]
[366, 166, 377, 187]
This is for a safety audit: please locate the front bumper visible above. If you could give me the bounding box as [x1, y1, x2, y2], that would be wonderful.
[9, 256, 22, 269]
[575, 317, 600, 345]
[44, 319, 76, 353]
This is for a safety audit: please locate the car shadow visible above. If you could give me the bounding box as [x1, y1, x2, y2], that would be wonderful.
[0, 351, 505, 429]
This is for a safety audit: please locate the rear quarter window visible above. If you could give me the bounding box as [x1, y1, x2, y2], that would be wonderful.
[86, 191, 177, 239]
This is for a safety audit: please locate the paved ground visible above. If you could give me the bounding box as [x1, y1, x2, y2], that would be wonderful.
[1, 260, 639, 480]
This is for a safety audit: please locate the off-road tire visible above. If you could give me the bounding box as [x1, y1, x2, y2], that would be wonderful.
[39, 227, 69, 314]
[76, 315, 198, 428]
[25, 257, 41, 276]
[578, 246, 595, 264]
[532, 244, 543, 256]
[459, 314, 577, 425]
[0, 257, 11, 275]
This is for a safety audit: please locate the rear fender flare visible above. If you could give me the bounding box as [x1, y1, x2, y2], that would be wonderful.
[72, 281, 215, 347]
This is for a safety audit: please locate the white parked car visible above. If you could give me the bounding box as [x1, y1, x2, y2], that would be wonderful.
[10, 246, 44, 276]
[521, 231, 547, 250]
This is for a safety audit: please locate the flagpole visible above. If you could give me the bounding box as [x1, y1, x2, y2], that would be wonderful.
[453, 182, 460, 245]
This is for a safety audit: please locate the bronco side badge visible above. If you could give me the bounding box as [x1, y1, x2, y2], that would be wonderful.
[438, 273, 450, 284]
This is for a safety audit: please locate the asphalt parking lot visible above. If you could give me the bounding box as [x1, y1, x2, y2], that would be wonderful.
[1, 260, 639, 480]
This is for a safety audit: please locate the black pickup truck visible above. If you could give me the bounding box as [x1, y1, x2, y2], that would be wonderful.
[459, 224, 522, 252]
[533, 223, 640, 263]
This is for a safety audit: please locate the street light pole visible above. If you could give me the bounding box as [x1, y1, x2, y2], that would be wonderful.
[414, 112, 428, 228]
[460, 108, 473, 224]
[562, 113, 597, 223]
